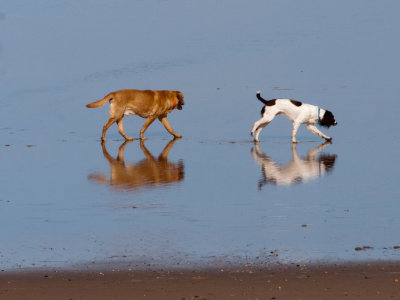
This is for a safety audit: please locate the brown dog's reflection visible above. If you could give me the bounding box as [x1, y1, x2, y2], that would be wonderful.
[88, 139, 184, 191]
[251, 142, 337, 189]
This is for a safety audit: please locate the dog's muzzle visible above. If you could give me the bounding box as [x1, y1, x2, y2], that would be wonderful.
[333, 121, 338, 126]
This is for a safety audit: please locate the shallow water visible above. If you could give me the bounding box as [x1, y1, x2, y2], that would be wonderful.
[1, 0, 400, 270]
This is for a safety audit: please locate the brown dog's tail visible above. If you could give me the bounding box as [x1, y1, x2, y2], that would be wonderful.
[86, 93, 113, 108]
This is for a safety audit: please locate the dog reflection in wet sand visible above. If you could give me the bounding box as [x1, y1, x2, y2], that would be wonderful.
[88, 139, 184, 191]
[251, 142, 337, 189]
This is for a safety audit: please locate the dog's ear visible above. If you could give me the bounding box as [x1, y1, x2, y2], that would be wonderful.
[320, 110, 335, 128]
[176, 91, 184, 105]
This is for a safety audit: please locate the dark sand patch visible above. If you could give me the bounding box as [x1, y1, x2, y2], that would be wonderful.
[1, 262, 400, 299]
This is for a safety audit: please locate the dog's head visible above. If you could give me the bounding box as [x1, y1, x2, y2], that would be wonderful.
[175, 91, 184, 110]
[319, 110, 337, 128]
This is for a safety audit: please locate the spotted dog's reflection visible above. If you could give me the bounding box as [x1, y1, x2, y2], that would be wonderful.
[88, 139, 184, 191]
[251, 142, 337, 188]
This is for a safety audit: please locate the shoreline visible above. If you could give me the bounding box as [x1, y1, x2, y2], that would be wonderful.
[1, 261, 400, 299]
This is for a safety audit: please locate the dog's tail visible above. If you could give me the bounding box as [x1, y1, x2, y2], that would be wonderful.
[86, 93, 113, 108]
[256, 91, 270, 105]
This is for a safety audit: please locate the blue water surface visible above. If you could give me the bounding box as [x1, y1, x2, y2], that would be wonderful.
[0, 0, 399, 270]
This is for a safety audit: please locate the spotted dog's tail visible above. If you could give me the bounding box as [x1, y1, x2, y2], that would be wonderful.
[256, 91, 275, 106]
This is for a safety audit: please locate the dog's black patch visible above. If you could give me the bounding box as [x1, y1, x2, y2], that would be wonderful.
[260, 106, 266, 116]
[265, 99, 276, 106]
[290, 100, 302, 107]
[319, 110, 336, 128]
[260, 100, 276, 116]
[257, 92, 276, 106]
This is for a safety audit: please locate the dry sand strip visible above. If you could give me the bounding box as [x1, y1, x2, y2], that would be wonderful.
[1, 262, 400, 299]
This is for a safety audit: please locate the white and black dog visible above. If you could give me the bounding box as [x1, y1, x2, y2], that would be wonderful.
[251, 91, 337, 143]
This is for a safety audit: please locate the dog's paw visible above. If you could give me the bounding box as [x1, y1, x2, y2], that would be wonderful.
[174, 134, 183, 139]
[292, 140, 299, 144]
[325, 137, 332, 142]
[250, 131, 254, 137]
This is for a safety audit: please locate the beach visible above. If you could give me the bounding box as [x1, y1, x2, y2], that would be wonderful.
[2, 262, 400, 299]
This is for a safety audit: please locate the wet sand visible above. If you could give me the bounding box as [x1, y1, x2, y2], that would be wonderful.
[1, 262, 400, 299]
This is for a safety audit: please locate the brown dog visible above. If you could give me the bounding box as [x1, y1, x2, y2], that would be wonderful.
[86, 89, 184, 142]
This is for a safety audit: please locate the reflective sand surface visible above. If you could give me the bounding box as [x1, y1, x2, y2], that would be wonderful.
[0, 0, 399, 270]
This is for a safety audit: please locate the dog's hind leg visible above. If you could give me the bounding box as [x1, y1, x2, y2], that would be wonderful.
[101, 100, 125, 142]
[306, 124, 331, 141]
[101, 117, 117, 142]
[117, 117, 134, 141]
[251, 114, 276, 143]
[253, 122, 270, 143]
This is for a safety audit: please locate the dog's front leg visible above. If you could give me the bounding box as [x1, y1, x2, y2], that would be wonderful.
[158, 116, 182, 139]
[140, 116, 157, 140]
[291, 122, 301, 143]
[306, 124, 331, 141]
